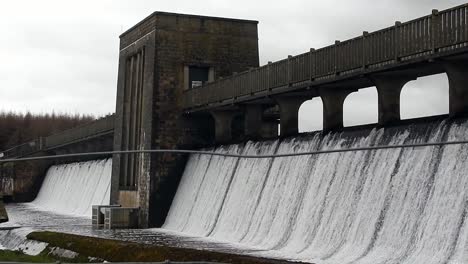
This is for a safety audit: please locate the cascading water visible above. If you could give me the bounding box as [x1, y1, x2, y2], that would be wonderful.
[163, 119, 468, 264]
[30, 159, 112, 217]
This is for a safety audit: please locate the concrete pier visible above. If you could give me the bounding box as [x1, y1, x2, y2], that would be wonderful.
[243, 104, 280, 139]
[210, 110, 239, 143]
[444, 60, 468, 117]
[244, 105, 263, 138]
[275, 96, 309, 137]
[372, 75, 415, 125]
[320, 89, 355, 131]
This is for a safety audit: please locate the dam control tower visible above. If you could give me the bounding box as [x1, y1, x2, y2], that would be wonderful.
[111, 12, 260, 228]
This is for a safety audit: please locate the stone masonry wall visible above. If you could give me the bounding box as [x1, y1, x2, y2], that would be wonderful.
[148, 13, 259, 227]
[116, 12, 259, 227]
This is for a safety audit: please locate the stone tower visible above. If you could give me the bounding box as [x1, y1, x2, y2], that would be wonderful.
[111, 12, 259, 227]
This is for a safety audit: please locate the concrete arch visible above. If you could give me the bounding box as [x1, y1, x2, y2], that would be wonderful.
[400, 73, 449, 119]
[298, 98, 323, 133]
[343, 88, 378, 127]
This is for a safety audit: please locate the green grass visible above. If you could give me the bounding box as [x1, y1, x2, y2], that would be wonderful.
[0, 249, 56, 263]
[28, 231, 298, 263]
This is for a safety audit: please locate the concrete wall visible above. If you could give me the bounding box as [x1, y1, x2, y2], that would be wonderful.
[112, 12, 259, 227]
[0, 154, 52, 202]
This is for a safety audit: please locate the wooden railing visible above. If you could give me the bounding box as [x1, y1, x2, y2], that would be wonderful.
[0, 115, 115, 158]
[183, 4, 468, 110]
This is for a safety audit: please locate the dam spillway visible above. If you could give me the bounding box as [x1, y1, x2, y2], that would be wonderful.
[2, 119, 468, 263]
[163, 118, 468, 264]
[31, 159, 112, 217]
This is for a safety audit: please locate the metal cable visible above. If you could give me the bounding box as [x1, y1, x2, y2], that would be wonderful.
[1, 139, 468, 163]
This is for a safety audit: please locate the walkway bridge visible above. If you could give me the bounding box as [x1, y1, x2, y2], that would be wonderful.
[0, 115, 114, 201]
[183, 5, 468, 141]
[1, 114, 115, 160]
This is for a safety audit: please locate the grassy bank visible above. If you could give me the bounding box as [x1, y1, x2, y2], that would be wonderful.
[28, 231, 299, 263]
[0, 249, 56, 263]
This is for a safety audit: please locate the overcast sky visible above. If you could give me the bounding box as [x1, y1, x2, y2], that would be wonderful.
[0, 0, 466, 131]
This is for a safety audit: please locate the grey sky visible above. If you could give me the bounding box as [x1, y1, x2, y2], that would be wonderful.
[0, 0, 465, 131]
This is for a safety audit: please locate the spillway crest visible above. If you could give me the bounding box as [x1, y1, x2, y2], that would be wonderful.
[31, 159, 112, 217]
[164, 119, 468, 264]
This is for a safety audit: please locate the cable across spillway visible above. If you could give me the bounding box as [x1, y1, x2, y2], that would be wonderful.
[2, 139, 468, 163]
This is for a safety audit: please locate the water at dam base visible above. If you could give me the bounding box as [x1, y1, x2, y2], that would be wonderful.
[2, 118, 468, 264]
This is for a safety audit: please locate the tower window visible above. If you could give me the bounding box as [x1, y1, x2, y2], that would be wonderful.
[188, 66, 209, 89]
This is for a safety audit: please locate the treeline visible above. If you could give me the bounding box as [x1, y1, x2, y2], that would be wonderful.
[0, 111, 95, 151]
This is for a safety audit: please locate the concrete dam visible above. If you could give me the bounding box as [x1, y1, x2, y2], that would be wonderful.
[31, 159, 112, 217]
[11, 117, 468, 263]
[2, 3, 468, 263]
[164, 118, 468, 263]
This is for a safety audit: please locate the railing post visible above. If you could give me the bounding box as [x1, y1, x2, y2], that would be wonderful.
[39, 137, 44, 151]
[362, 31, 369, 69]
[267, 61, 272, 93]
[431, 9, 440, 53]
[250, 68, 256, 95]
[288, 55, 293, 85]
[309, 48, 315, 81]
[334, 40, 340, 75]
[394, 21, 401, 61]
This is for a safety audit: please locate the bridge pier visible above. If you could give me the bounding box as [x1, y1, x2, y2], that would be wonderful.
[260, 120, 279, 138]
[244, 105, 279, 139]
[372, 75, 415, 125]
[320, 89, 355, 131]
[244, 105, 263, 138]
[274, 96, 309, 137]
[444, 61, 468, 117]
[210, 110, 239, 143]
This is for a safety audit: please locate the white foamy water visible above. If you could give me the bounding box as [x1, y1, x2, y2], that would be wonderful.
[30, 159, 112, 217]
[163, 120, 468, 264]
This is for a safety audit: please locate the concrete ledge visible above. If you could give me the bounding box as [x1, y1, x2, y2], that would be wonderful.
[92, 205, 121, 227]
[103, 207, 139, 229]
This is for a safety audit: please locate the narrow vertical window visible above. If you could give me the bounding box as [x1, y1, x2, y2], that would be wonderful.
[120, 48, 145, 190]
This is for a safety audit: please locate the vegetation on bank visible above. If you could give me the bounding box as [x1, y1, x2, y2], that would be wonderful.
[28, 231, 298, 263]
[0, 111, 95, 151]
[0, 249, 57, 263]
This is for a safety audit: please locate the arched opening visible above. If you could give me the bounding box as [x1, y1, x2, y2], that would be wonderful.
[343, 88, 378, 127]
[400, 73, 449, 119]
[298, 97, 323, 133]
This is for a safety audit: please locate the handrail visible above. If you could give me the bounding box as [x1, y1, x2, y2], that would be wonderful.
[44, 114, 115, 149]
[0, 115, 115, 158]
[183, 4, 468, 110]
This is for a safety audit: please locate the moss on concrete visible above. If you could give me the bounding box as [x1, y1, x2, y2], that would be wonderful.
[28, 231, 300, 263]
